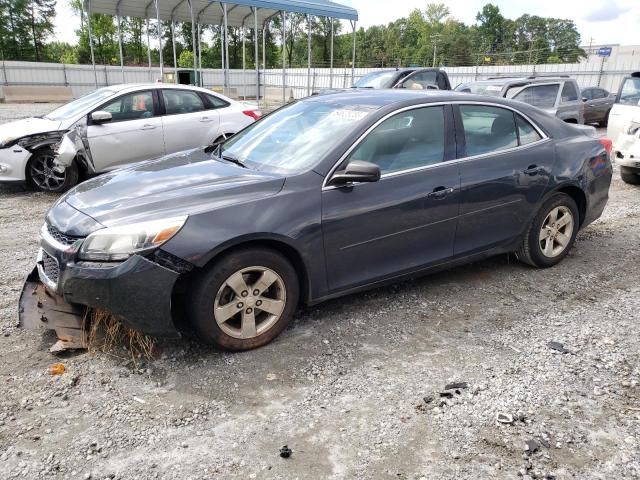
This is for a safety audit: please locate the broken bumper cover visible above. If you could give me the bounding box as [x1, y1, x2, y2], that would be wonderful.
[19, 253, 182, 344]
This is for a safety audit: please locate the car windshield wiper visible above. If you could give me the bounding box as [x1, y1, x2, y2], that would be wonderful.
[220, 152, 247, 169]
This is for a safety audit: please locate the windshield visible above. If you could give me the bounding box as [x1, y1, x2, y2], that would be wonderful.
[220, 101, 376, 174]
[618, 78, 640, 106]
[45, 87, 118, 121]
[353, 71, 398, 89]
[455, 83, 504, 96]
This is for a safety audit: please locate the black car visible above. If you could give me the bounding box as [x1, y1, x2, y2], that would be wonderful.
[20, 91, 613, 351]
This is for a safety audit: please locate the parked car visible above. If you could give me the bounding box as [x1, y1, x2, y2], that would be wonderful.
[315, 68, 452, 95]
[607, 72, 640, 184]
[20, 90, 612, 352]
[455, 76, 584, 124]
[0, 83, 260, 192]
[581, 87, 615, 126]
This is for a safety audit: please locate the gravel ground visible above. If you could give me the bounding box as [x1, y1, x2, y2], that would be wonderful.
[0, 105, 639, 480]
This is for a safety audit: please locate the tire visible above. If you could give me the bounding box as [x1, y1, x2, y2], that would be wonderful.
[26, 148, 79, 193]
[620, 167, 640, 185]
[517, 193, 579, 268]
[188, 248, 299, 351]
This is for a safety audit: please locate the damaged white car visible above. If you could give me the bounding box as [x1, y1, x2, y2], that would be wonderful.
[608, 72, 640, 185]
[0, 84, 260, 192]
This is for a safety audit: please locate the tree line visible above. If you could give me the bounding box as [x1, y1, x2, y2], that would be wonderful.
[0, 1, 585, 68]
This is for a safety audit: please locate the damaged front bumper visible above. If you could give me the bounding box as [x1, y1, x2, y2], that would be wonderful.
[18, 229, 184, 351]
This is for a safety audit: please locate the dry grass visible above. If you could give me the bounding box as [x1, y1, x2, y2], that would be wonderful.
[83, 309, 156, 363]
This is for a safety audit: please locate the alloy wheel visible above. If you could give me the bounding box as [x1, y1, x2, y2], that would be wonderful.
[213, 266, 286, 339]
[29, 152, 66, 191]
[539, 206, 574, 258]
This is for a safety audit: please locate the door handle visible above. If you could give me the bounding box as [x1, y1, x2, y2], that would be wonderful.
[200, 116, 213, 122]
[524, 165, 543, 176]
[426, 186, 455, 200]
[141, 124, 156, 130]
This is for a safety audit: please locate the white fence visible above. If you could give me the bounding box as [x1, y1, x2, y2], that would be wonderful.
[1, 59, 639, 101]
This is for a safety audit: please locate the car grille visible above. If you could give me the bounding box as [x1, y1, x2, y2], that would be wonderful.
[47, 224, 82, 247]
[41, 250, 60, 285]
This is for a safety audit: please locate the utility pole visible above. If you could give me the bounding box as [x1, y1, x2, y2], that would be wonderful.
[431, 34, 441, 67]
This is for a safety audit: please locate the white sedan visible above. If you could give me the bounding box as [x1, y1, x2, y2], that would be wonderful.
[0, 84, 261, 192]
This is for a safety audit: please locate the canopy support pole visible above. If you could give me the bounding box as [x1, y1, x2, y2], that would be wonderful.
[350, 20, 356, 85]
[154, 0, 164, 79]
[170, 1, 186, 84]
[171, 18, 177, 83]
[116, 4, 124, 84]
[85, 0, 98, 88]
[254, 7, 259, 106]
[307, 14, 312, 96]
[281, 11, 286, 105]
[242, 20, 246, 100]
[223, 4, 230, 95]
[197, 23, 202, 86]
[145, 18, 152, 81]
[329, 18, 334, 89]
[188, 0, 197, 84]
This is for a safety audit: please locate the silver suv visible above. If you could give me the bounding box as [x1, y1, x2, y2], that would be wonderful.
[455, 75, 584, 124]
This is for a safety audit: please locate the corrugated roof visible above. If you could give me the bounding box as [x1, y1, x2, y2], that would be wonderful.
[89, 0, 358, 27]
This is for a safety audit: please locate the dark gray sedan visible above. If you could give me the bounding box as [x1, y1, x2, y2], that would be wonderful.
[20, 91, 613, 351]
[581, 87, 615, 126]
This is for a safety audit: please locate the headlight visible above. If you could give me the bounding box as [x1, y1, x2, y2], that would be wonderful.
[625, 122, 640, 136]
[0, 136, 19, 149]
[78, 216, 188, 261]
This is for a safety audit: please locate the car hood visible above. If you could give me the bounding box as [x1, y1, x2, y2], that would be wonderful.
[0, 117, 63, 145]
[56, 148, 286, 231]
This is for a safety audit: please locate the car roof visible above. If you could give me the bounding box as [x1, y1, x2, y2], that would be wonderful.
[462, 76, 573, 87]
[103, 83, 228, 96]
[301, 89, 526, 109]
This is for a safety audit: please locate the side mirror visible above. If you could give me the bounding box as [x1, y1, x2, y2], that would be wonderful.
[90, 111, 112, 125]
[329, 160, 381, 186]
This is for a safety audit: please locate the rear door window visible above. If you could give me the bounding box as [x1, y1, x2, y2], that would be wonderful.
[512, 84, 560, 109]
[162, 89, 206, 115]
[459, 105, 518, 157]
[516, 115, 542, 146]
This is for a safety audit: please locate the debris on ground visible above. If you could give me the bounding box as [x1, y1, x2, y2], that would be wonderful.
[496, 412, 514, 425]
[525, 439, 541, 454]
[49, 363, 65, 376]
[546, 341, 571, 354]
[279, 445, 292, 458]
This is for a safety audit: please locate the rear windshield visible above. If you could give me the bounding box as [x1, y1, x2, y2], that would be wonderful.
[455, 83, 504, 96]
[618, 78, 640, 105]
[353, 71, 398, 89]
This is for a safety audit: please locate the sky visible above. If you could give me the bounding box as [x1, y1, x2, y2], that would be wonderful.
[53, 0, 640, 47]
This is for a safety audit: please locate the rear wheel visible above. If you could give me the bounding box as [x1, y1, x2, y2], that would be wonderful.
[188, 248, 299, 351]
[620, 167, 640, 185]
[517, 193, 579, 268]
[26, 148, 78, 193]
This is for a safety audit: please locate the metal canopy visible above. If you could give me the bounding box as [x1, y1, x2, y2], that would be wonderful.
[90, 0, 358, 26]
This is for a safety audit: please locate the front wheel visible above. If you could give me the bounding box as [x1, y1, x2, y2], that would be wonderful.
[188, 248, 299, 351]
[26, 148, 78, 193]
[620, 167, 640, 185]
[517, 193, 579, 268]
